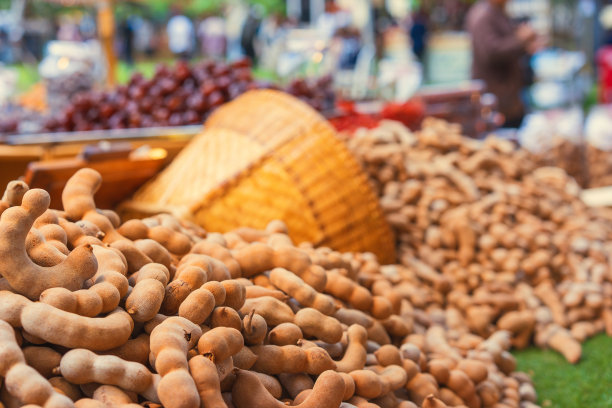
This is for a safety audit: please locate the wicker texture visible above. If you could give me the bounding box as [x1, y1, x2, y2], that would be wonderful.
[123, 90, 395, 263]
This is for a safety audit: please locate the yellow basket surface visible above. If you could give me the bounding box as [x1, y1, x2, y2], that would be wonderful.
[124, 90, 395, 263]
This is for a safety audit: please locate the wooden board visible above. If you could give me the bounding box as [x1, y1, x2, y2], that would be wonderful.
[24, 155, 166, 210]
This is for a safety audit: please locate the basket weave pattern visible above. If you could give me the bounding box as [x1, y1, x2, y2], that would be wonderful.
[125, 90, 395, 263]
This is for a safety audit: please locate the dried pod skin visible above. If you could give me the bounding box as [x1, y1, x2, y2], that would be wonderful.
[210, 306, 242, 330]
[189, 355, 226, 408]
[242, 311, 268, 345]
[59, 349, 153, 393]
[294, 308, 343, 344]
[178, 287, 216, 325]
[21, 304, 133, 351]
[336, 324, 368, 373]
[268, 323, 303, 346]
[198, 327, 244, 362]
[232, 369, 344, 408]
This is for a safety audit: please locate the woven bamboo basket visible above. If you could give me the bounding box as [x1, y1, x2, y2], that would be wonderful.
[121, 90, 396, 263]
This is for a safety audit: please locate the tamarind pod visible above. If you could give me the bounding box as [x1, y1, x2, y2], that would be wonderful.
[198, 327, 244, 362]
[2, 180, 28, 207]
[160, 280, 192, 315]
[189, 355, 226, 408]
[109, 239, 152, 274]
[278, 373, 315, 399]
[123, 278, 165, 323]
[346, 395, 380, 408]
[268, 323, 303, 346]
[245, 285, 288, 301]
[378, 365, 408, 391]
[349, 370, 384, 399]
[59, 349, 153, 393]
[324, 271, 372, 312]
[373, 345, 402, 367]
[22, 346, 62, 378]
[242, 311, 267, 345]
[333, 308, 373, 329]
[232, 369, 344, 408]
[405, 373, 439, 406]
[150, 317, 202, 408]
[147, 225, 192, 255]
[92, 384, 139, 405]
[339, 372, 355, 401]
[210, 307, 242, 331]
[202, 281, 226, 306]
[0, 291, 30, 327]
[90, 245, 129, 299]
[117, 219, 149, 240]
[178, 287, 216, 325]
[249, 345, 308, 375]
[0, 192, 98, 300]
[215, 356, 234, 383]
[102, 333, 150, 366]
[294, 308, 342, 344]
[252, 372, 282, 399]
[26, 228, 67, 267]
[0, 321, 73, 408]
[130, 263, 170, 286]
[303, 346, 336, 375]
[447, 370, 476, 402]
[456, 360, 488, 384]
[269, 268, 335, 315]
[336, 325, 368, 373]
[233, 243, 275, 277]
[232, 347, 258, 370]
[367, 320, 391, 346]
[39, 282, 119, 318]
[144, 314, 168, 334]
[240, 296, 295, 326]
[370, 296, 393, 320]
[421, 395, 449, 408]
[21, 304, 133, 351]
[48, 376, 82, 401]
[221, 281, 246, 311]
[190, 240, 241, 279]
[173, 265, 208, 289]
[547, 328, 582, 364]
[272, 246, 312, 277]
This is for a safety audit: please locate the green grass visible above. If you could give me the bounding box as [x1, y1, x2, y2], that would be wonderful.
[116, 60, 165, 84]
[13, 64, 40, 93]
[513, 334, 612, 407]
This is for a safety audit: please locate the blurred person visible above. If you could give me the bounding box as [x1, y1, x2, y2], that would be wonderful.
[120, 17, 135, 65]
[198, 14, 226, 59]
[373, 0, 392, 59]
[240, 6, 262, 62]
[132, 17, 156, 57]
[466, 0, 546, 128]
[409, 8, 428, 61]
[79, 14, 96, 41]
[335, 25, 362, 70]
[255, 12, 282, 70]
[167, 8, 195, 60]
[57, 17, 81, 42]
[226, 2, 249, 60]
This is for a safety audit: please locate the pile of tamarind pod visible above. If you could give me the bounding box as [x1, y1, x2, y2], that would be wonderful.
[529, 138, 588, 188]
[0, 167, 540, 408]
[586, 144, 612, 188]
[343, 118, 612, 367]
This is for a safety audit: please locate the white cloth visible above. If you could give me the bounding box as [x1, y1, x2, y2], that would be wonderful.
[167, 15, 194, 54]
